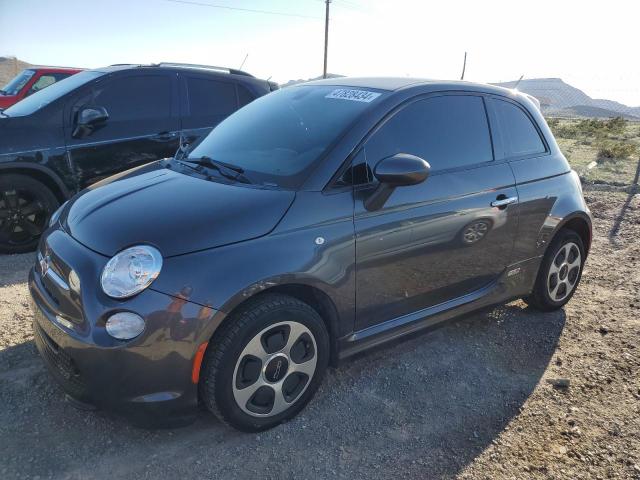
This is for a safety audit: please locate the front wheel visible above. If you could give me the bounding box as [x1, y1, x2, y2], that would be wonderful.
[200, 294, 329, 432]
[524, 229, 585, 311]
[0, 174, 59, 254]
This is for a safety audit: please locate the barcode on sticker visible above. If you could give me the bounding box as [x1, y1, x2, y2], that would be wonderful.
[325, 89, 381, 103]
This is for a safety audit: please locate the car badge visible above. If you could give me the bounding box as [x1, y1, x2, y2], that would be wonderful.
[40, 254, 50, 276]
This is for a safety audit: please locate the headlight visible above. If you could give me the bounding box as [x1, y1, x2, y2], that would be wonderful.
[49, 201, 69, 227]
[105, 312, 145, 340]
[100, 245, 162, 299]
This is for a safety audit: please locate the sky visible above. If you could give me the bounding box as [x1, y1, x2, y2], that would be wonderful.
[1, 0, 639, 106]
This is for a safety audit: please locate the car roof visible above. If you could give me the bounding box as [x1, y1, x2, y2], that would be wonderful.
[92, 63, 255, 78]
[303, 76, 522, 99]
[28, 67, 83, 73]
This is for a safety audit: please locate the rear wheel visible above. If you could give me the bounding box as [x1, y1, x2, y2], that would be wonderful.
[200, 294, 329, 432]
[524, 229, 585, 311]
[0, 175, 59, 254]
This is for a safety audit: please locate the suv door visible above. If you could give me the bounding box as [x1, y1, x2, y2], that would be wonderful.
[64, 72, 180, 188]
[179, 73, 249, 150]
[354, 93, 519, 330]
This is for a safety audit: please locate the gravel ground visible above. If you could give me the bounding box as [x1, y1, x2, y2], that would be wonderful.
[0, 189, 638, 480]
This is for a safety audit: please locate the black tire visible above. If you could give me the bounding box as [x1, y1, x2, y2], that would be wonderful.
[200, 293, 330, 432]
[524, 229, 585, 311]
[0, 174, 59, 254]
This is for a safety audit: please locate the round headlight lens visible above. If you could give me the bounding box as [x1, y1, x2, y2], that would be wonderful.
[105, 312, 145, 340]
[101, 245, 162, 299]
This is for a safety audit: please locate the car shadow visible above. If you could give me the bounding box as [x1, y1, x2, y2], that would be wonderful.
[0, 301, 565, 479]
[609, 155, 640, 242]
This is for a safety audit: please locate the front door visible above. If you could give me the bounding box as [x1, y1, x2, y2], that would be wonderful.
[354, 94, 519, 330]
[64, 72, 180, 189]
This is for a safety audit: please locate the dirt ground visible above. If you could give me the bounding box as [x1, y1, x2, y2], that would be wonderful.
[0, 188, 638, 480]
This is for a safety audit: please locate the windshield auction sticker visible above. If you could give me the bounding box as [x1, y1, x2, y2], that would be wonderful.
[325, 89, 381, 103]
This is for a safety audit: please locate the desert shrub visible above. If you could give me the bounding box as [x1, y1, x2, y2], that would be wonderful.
[546, 118, 578, 138]
[596, 140, 637, 160]
[605, 116, 626, 135]
[546, 118, 560, 129]
[574, 117, 627, 137]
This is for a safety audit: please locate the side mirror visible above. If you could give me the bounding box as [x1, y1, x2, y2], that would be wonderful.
[72, 106, 109, 138]
[364, 153, 430, 211]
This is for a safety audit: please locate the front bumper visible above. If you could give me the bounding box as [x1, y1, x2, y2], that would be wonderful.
[29, 228, 221, 426]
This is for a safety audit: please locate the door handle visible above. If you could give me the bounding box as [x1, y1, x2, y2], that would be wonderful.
[151, 131, 178, 141]
[491, 196, 518, 208]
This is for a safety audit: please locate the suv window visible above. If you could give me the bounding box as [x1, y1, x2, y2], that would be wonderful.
[89, 75, 171, 121]
[492, 98, 545, 157]
[237, 84, 255, 108]
[365, 95, 493, 172]
[184, 77, 238, 128]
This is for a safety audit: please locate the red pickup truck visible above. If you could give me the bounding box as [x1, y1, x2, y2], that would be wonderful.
[0, 67, 82, 109]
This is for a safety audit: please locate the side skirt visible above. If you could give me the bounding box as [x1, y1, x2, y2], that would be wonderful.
[337, 256, 542, 360]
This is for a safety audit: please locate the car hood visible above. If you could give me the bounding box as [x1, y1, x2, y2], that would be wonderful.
[0, 94, 17, 109]
[63, 163, 296, 257]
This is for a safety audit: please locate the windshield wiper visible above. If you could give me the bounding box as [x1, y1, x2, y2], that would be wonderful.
[180, 156, 251, 184]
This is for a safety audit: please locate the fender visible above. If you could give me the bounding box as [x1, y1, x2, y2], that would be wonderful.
[0, 160, 73, 199]
[534, 171, 592, 256]
[542, 210, 593, 255]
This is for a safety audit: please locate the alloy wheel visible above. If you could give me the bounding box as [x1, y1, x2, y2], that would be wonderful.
[0, 188, 48, 246]
[232, 321, 317, 417]
[547, 241, 582, 302]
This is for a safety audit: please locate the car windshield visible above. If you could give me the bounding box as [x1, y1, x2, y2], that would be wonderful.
[187, 85, 387, 189]
[1, 69, 36, 96]
[3, 70, 104, 117]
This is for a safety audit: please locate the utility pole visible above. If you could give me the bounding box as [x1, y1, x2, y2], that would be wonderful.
[323, 0, 331, 79]
[460, 51, 467, 80]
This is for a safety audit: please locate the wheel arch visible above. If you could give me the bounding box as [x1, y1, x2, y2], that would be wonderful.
[212, 282, 341, 367]
[0, 163, 71, 202]
[551, 212, 592, 256]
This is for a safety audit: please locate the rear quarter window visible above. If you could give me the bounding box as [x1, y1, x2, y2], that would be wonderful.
[492, 98, 546, 158]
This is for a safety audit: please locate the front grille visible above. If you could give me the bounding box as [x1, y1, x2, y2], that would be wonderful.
[33, 322, 89, 400]
[37, 245, 84, 326]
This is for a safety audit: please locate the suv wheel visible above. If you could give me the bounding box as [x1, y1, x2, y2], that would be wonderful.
[200, 294, 329, 432]
[0, 174, 59, 254]
[524, 229, 585, 311]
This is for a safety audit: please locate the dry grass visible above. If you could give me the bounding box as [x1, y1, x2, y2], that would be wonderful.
[548, 117, 640, 186]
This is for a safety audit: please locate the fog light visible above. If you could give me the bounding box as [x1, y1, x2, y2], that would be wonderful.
[105, 312, 145, 340]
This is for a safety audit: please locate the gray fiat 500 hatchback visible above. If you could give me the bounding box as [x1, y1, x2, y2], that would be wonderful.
[30, 78, 591, 431]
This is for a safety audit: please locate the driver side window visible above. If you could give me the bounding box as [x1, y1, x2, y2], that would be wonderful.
[365, 95, 494, 173]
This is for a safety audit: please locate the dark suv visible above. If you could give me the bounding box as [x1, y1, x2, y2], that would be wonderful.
[30, 78, 591, 432]
[0, 63, 277, 253]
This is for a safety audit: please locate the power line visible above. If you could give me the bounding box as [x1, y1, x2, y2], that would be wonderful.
[164, 0, 321, 20]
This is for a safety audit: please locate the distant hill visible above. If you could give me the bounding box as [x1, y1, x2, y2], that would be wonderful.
[0, 56, 32, 86]
[494, 78, 640, 119]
